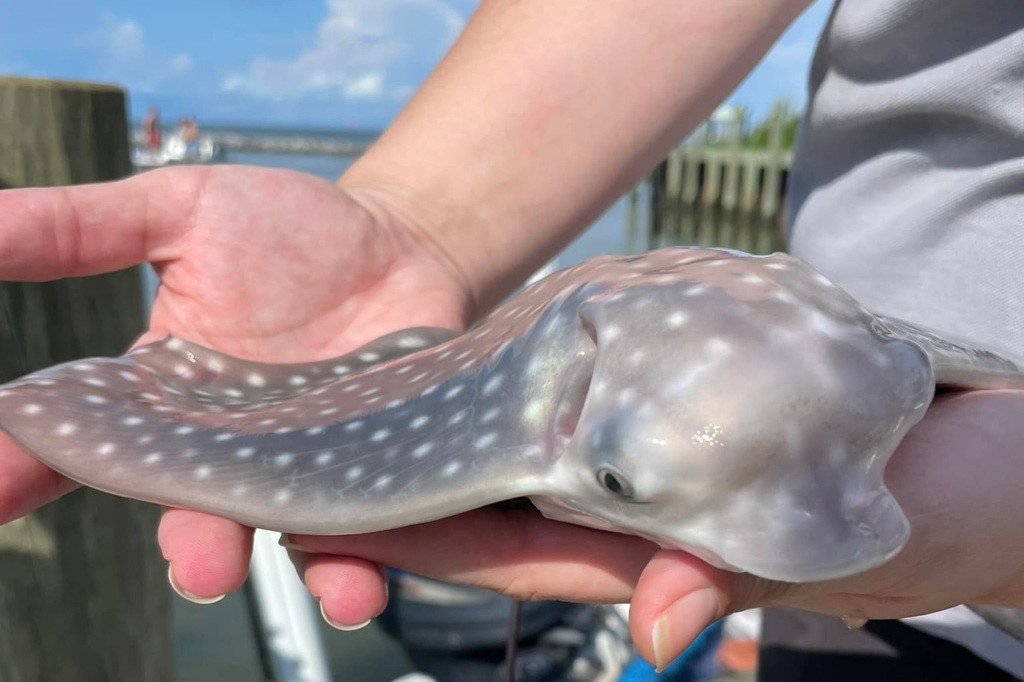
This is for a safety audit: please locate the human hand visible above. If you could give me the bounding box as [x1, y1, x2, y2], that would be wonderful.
[0, 164, 473, 609]
[286, 389, 1024, 668]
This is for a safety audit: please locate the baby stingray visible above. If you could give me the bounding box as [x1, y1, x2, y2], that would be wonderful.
[1, 247, 1022, 583]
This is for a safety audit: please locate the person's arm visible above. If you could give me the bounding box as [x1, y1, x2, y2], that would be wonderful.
[341, 0, 812, 316]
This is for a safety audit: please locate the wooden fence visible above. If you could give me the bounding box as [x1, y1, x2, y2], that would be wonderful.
[635, 106, 794, 254]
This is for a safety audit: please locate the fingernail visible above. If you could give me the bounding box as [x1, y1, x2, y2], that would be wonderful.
[652, 588, 722, 672]
[167, 564, 226, 605]
[319, 600, 371, 632]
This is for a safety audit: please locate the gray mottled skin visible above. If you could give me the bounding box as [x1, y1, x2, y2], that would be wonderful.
[1, 248, 1022, 583]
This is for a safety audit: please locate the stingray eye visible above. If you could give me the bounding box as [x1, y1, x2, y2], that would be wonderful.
[596, 466, 634, 499]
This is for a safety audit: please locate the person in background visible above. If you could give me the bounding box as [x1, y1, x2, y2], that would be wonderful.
[0, 1, 1022, 680]
[142, 106, 161, 151]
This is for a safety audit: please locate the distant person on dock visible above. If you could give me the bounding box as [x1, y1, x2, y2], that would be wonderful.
[0, 1, 1022, 680]
[179, 116, 200, 159]
[142, 106, 161, 150]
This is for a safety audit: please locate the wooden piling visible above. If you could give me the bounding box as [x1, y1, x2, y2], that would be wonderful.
[0, 76, 171, 682]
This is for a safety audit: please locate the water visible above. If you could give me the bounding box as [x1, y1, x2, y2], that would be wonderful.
[164, 137, 643, 682]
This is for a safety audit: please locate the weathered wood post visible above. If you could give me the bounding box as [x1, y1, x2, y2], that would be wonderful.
[0, 76, 171, 681]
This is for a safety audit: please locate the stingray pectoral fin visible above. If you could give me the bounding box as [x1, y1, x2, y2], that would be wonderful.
[714, 486, 911, 583]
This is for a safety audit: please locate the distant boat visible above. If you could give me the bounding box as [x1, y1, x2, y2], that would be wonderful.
[132, 131, 225, 169]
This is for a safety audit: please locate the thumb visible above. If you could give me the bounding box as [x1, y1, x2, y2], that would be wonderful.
[628, 550, 784, 671]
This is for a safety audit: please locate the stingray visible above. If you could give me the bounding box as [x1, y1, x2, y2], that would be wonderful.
[1, 247, 1022, 584]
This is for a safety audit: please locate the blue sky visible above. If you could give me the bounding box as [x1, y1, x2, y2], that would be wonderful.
[0, 0, 831, 130]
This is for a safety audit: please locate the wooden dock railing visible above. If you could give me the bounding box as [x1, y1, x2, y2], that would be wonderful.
[636, 103, 795, 255]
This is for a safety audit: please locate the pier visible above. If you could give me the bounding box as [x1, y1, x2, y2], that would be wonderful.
[637, 103, 795, 254]
[208, 131, 372, 156]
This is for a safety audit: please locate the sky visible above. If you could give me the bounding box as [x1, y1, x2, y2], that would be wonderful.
[0, 0, 832, 130]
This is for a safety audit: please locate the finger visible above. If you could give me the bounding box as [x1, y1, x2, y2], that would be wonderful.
[159, 507, 254, 603]
[0, 432, 78, 523]
[286, 506, 658, 603]
[295, 552, 389, 630]
[629, 550, 777, 670]
[0, 167, 205, 281]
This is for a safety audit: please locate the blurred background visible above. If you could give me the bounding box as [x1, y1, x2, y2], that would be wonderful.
[0, 2, 831, 681]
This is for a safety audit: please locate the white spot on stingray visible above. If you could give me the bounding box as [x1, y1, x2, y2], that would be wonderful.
[274, 490, 292, 504]
[444, 385, 464, 401]
[207, 358, 224, 373]
[275, 453, 294, 466]
[442, 461, 461, 476]
[97, 443, 116, 457]
[523, 400, 546, 423]
[482, 375, 504, 396]
[247, 373, 266, 387]
[332, 365, 350, 375]
[175, 426, 196, 435]
[685, 285, 706, 296]
[84, 377, 107, 387]
[448, 411, 467, 426]
[144, 453, 163, 464]
[602, 326, 622, 342]
[123, 416, 144, 426]
[705, 338, 732, 358]
[306, 426, 325, 436]
[371, 429, 390, 442]
[373, 475, 392, 489]
[628, 350, 645, 366]
[119, 371, 140, 382]
[410, 372, 429, 383]
[289, 375, 307, 386]
[73, 363, 96, 371]
[480, 407, 501, 423]
[259, 418, 277, 427]
[274, 427, 294, 435]
[137, 435, 154, 445]
[346, 465, 364, 481]
[475, 433, 498, 449]
[410, 415, 429, 429]
[666, 311, 687, 328]
[166, 338, 184, 351]
[223, 388, 243, 398]
[315, 452, 334, 466]
[194, 466, 211, 480]
[214, 433, 235, 442]
[344, 420, 363, 431]
[617, 388, 637, 406]
[359, 351, 380, 363]
[232, 484, 247, 497]
[412, 442, 433, 458]
[398, 336, 427, 349]
[22, 404, 43, 415]
[236, 447, 256, 458]
[320, 407, 339, 416]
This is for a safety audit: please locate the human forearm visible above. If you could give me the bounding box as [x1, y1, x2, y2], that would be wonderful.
[340, 0, 811, 315]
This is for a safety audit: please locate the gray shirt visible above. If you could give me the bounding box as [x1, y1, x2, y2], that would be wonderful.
[787, 0, 1024, 674]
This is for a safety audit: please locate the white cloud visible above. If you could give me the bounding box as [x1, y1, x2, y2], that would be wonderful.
[169, 54, 195, 75]
[107, 19, 145, 59]
[223, 0, 466, 101]
[81, 15, 196, 92]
